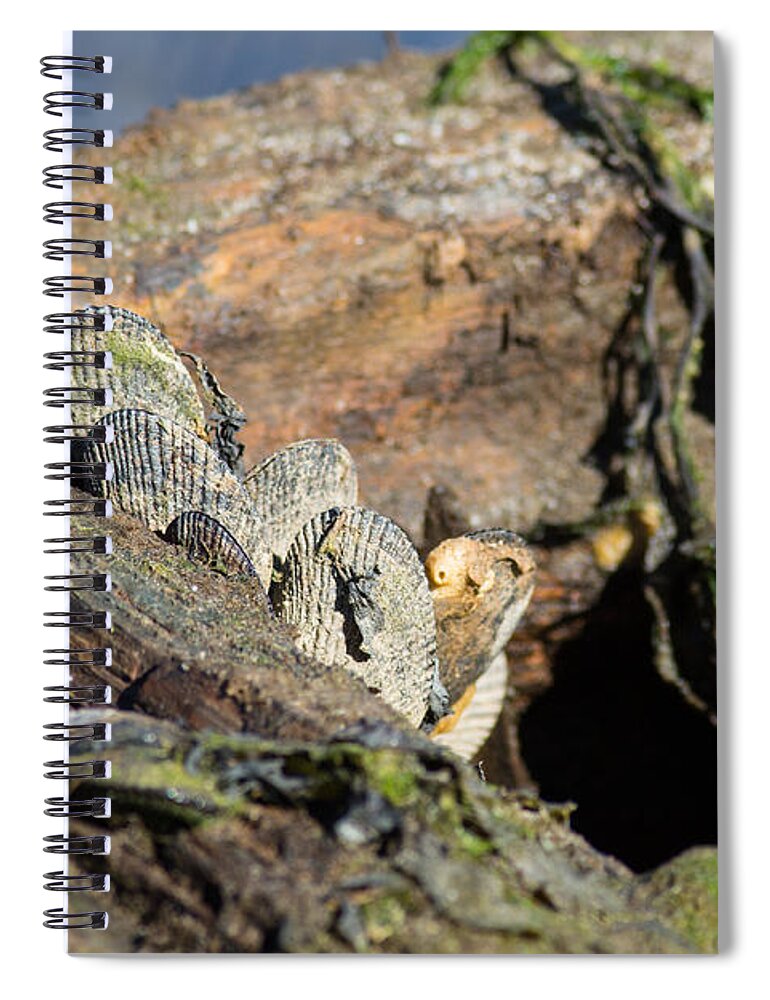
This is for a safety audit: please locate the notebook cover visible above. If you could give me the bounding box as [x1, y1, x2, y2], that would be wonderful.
[58, 30, 717, 954]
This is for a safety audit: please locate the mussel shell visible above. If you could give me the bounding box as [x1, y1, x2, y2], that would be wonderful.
[163, 511, 257, 577]
[244, 439, 358, 562]
[72, 306, 207, 438]
[273, 506, 437, 726]
[82, 408, 272, 586]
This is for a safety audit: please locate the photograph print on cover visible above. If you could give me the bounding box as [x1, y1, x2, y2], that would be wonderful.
[66, 30, 716, 953]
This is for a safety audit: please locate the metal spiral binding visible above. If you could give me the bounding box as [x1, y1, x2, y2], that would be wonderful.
[41, 55, 112, 79]
[44, 310, 112, 335]
[42, 53, 112, 931]
[43, 386, 112, 407]
[43, 238, 112, 259]
[44, 165, 113, 188]
[43, 201, 113, 224]
[44, 682, 111, 701]
[43, 911, 108, 931]
[44, 871, 110, 890]
[44, 537, 112, 555]
[43, 275, 113, 297]
[43, 129, 112, 152]
[43, 425, 112, 444]
[44, 92, 113, 117]
[44, 797, 110, 817]
[43, 497, 112, 518]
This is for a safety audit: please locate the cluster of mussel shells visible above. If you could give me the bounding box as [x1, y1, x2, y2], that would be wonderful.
[73, 307, 536, 757]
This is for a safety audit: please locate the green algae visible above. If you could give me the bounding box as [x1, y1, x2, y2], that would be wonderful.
[104, 328, 207, 435]
[105, 328, 177, 386]
[360, 891, 412, 945]
[639, 846, 718, 953]
[70, 715, 716, 953]
[363, 753, 421, 808]
[431, 31, 712, 124]
[428, 30, 516, 105]
[455, 826, 495, 858]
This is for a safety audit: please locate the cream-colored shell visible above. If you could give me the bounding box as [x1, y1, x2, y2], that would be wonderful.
[431, 651, 508, 760]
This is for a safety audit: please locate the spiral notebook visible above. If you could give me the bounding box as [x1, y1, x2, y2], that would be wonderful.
[42, 31, 718, 954]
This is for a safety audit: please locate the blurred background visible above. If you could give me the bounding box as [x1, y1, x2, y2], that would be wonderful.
[74, 31, 472, 134]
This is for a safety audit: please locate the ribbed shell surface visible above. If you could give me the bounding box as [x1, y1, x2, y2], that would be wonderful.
[85, 409, 271, 585]
[274, 506, 437, 726]
[163, 511, 258, 577]
[431, 651, 508, 760]
[72, 306, 207, 437]
[244, 439, 358, 562]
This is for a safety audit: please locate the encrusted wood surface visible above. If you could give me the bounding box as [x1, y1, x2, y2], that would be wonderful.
[68, 503, 717, 953]
[71, 499, 401, 740]
[68, 712, 717, 954]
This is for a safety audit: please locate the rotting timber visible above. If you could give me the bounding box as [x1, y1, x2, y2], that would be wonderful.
[66, 500, 716, 953]
[69, 713, 716, 954]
